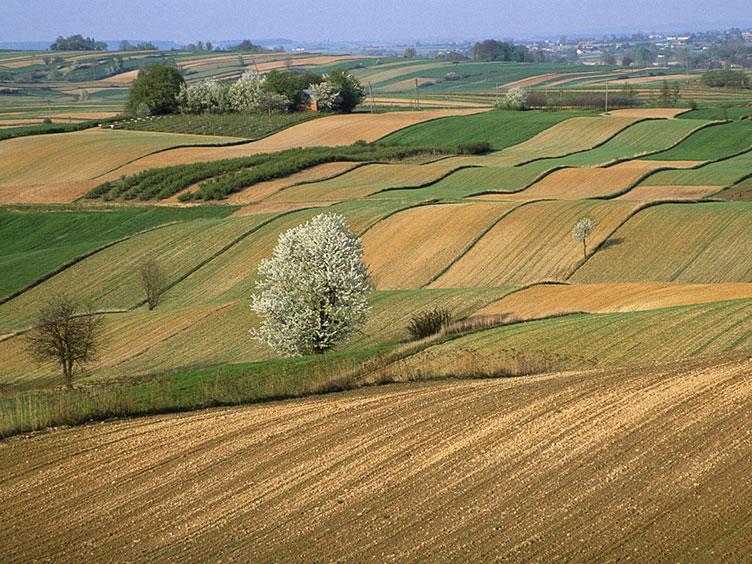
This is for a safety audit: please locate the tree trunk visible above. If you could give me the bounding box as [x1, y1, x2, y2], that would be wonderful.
[583, 239, 587, 258]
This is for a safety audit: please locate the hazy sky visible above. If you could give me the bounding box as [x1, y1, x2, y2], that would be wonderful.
[5, 0, 751, 42]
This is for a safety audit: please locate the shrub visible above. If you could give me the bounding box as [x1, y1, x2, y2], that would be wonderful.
[126, 65, 184, 116]
[496, 88, 529, 111]
[407, 307, 451, 340]
[458, 141, 492, 155]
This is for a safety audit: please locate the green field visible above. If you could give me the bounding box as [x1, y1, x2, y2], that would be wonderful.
[112, 112, 320, 138]
[646, 119, 752, 161]
[0, 206, 235, 300]
[379, 110, 591, 149]
[642, 149, 752, 186]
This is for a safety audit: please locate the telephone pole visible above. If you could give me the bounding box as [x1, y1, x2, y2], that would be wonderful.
[604, 80, 610, 114]
[415, 78, 420, 110]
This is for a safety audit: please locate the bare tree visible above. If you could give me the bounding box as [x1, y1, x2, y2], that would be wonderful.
[139, 257, 167, 310]
[572, 217, 597, 258]
[25, 295, 102, 389]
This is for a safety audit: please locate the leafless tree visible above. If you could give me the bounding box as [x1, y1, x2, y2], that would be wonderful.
[25, 295, 102, 389]
[139, 257, 167, 310]
[572, 217, 597, 258]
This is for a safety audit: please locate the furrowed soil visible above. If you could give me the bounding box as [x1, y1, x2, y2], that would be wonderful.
[1, 355, 750, 561]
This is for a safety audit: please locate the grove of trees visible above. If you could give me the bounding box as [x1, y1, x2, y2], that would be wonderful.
[126, 65, 185, 116]
[701, 69, 750, 89]
[472, 40, 544, 63]
[51, 34, 107, 51]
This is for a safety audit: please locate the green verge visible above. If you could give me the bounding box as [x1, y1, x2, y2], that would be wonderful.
[0, 206, 236, 300]
[678, 107, 752, 120]
[0, 118, 118, 142]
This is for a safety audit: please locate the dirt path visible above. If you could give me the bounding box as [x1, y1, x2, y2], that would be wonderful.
[1, 355, 750, 561]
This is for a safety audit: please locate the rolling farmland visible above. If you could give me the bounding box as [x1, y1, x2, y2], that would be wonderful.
[1, 354, 750, 561]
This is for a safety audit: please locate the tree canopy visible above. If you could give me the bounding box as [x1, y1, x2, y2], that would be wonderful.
[126, 65, 185, 116]
[51, 34, 107, 51]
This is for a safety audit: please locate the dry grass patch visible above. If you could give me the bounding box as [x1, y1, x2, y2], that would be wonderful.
[605, 107, 690, 118]
[363, 202, 518, 289]
[618, 184, 723, 201]
[475, 282, 752, 320]
[430, 200, 638, 287]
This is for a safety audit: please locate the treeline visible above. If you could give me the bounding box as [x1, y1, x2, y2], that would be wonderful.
[701, 69, 750, 89]
[472, 40, 545, 63]
[50, 34, 107, 51]
[119, 40, 158, 51]
[86, 145, 450, 201]
[126, 65, 365, 116]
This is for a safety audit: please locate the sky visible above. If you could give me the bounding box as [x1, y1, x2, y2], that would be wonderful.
[4, 0, 751, 43]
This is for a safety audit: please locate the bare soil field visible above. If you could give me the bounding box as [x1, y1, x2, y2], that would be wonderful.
[618, 184, 722, 200]
[475, 281, 752, 319]
[606, 107, 690, 119]
[1, 355, 749, 561]
[100, 109, 483, 179]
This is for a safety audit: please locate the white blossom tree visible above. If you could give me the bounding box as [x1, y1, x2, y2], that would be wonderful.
[251, 213, 372, 357]
[496, 87, 529, 111]
[309, 80, 340, 112]
[572, 217, 597, 258]
[228, 72, 266, 112]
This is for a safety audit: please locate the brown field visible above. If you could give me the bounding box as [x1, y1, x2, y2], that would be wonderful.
[1, 355, 750, 561]
[503, 160, 702, 200]
[0, 179, 101, 204]
[96, 69, 141, 85]
[605, 107, 691, 118]
[430, 200, 639, 287]
[222, 162, 362, 205]
[618, 184, 723, 201]
[475, 282, 752, 320]
[590, 74, 697, 87]
[231, 201, 334, 216]
[265, 161, 457, 203]
[0, 129, 242, 203]
[101, 109, 482, 179]
[503, 72, 571, 88]
[372, 96, 489, 108]
[362, 202, 518, 289]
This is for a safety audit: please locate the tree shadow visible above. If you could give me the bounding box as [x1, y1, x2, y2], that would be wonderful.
[599, 237, 624, 250]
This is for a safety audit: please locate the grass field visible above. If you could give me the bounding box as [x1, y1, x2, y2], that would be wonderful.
[0, 214, 273, 333]
[113, 112, 319, 138]
[0, 206, 235, 300]
[573, 202, 752, 283]
[430, 200, 639, 287]
[379, 110, 591, 149]
[1, 354, 750, 560]
[646, 119, 752, 161]
[398, 298, 752, 375]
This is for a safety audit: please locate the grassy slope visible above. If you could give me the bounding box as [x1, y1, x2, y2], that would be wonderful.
[572, 202, 752, 283]
[0, 206, 235, 300]
[678, 107, 752, 120]
[379, 110, 591, 149]
[402, 298, 752, 374]
[645, 119, 752, 161]
[641, 149, 752, 186]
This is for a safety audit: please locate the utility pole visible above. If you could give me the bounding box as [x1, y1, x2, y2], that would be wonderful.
[604, 80, 610, 114]
[415, 78, 420, 110]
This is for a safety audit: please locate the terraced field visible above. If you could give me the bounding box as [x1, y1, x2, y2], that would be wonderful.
[430, 200, 639, 287]
[639, 148, 752, 187]
[475, 282, 752, 319]
[362, 202, 518, 288]
[0, 129, 242, 203]
[646, 119, 752, 161]
[397, 298, 752, 375]
[573, 202, 752, 283]
[1, 354, 750, 561]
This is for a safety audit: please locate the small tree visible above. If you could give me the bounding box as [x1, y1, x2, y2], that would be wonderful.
[25, 295, 102, 389]
[251, 213, 372, 357]
[309, 80, 340, 112]
[572, 217, 597, 258]
[323, 69, 365, 113]
[139, 258, 167, 310]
